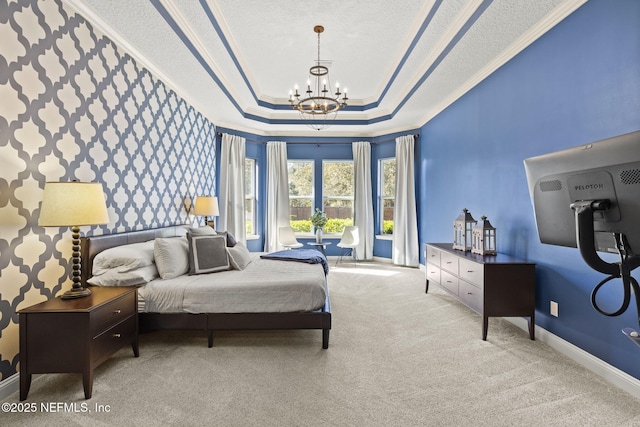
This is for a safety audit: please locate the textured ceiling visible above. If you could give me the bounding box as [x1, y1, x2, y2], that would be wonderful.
[65, 0, 588, 137]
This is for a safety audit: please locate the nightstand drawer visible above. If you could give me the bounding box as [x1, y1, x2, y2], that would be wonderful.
[440, 251, 459, 275]
[440, 269, 459, 295]
[92, 315, 136, 365]
[459, 258, 484, 286]
[91, 291, 136, 337]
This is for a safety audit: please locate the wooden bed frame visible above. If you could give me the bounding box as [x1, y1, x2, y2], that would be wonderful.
[81, 225, 331, 349]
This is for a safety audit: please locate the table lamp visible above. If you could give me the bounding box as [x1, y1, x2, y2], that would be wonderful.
[39, 181, 109, 299]
[194, 196, 219, 228]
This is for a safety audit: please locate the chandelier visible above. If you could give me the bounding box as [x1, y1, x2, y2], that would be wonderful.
[289, 25, 348, 130]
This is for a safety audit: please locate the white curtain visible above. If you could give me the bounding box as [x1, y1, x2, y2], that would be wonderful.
[393, 135, 419, 266]
[264, 141, 290, 252]
[219, 133, 246, 243]
[352, 141, 374, 260]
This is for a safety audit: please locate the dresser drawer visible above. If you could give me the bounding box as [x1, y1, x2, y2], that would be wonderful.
[426, 264, 440, 284]
[459, 258, 484, 286]
[91, 291, 136, 337]
[439, 269, 459, 295]
[459, 280, 483, 312]
[426, 246, 441, 267]
[92, 315, 136, 365]
[440, 251, 459, 275]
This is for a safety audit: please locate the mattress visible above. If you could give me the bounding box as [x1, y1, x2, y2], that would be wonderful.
[138, 253, 327, 313]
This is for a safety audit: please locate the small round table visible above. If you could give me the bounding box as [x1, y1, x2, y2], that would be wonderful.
[307, 242, 331, 257]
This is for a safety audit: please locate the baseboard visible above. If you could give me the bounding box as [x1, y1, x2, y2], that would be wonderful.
[0, 373, 19, 402]
[506, 317, 640, 400]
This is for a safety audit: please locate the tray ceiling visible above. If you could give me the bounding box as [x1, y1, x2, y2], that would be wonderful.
[65, 0, 587, 137]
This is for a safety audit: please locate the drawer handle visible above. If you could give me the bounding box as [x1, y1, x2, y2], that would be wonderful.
[467, 270, 474, 273]
[467, 292, 473, 295]
[113, 310, 121, 314]
[113, 333, 121, 338]
[446, 261, 452, 264]
[446, 280, 452, 283]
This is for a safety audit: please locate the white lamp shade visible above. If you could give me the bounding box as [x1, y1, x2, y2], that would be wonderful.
[194, 196, 219, 216]
[39, 182, 110, 227]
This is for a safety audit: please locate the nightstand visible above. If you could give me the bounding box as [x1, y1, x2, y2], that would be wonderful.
[19, 286, 139, 400]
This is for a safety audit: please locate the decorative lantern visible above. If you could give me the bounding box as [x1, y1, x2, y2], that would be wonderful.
[472, 215, 497, 255]
[453, 208, 476, 251]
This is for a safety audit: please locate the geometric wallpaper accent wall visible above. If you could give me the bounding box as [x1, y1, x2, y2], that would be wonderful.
[0, 0, 216, 382]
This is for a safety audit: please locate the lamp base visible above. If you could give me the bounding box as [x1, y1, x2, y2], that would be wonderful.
[61, 287, 92, 300]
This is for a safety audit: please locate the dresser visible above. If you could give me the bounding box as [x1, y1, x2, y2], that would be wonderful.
[19, 286, 139, 400]
[425, 243, 536, 341]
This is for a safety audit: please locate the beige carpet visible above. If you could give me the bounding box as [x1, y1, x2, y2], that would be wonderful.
[4, 262, 640, 426]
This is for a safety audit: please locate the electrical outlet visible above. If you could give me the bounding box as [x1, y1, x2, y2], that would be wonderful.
[550, 301, 559, 317]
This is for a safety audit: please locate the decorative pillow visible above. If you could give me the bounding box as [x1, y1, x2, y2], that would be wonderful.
[87, 264, 158, 286]
[188, 234, 230, 274]
[216, 231, 237, 247]
[154, 236, 189, 279]
[188, 226, 217, 236]
[92, 240, 155, 275]
[226, 242, 252, 270]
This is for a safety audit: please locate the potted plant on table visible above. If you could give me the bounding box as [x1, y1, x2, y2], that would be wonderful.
[310, 208, 328, 243]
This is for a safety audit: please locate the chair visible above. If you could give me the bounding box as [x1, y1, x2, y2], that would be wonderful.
[336, 226, 359, 266]
[279, 226, 303, 249]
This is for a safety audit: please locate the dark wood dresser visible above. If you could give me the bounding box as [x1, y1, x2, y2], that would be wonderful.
[19, 286, 139, 400]
[425, 243, 536, 341]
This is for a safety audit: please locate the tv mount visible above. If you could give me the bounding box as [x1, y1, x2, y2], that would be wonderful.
[571, 199, 640, 345]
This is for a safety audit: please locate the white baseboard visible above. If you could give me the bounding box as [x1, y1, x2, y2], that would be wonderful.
[506, 317, 640, 400]
[0, 373, 19, 402]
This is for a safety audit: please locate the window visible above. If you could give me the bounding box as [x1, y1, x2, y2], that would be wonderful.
[322, 160, 353, 234]
[380, 158, 396, 234]
[244, 158, 256, 235]
[288, 160, 314, 232]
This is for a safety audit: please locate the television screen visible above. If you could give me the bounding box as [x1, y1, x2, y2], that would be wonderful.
[523, 130, 640, 256]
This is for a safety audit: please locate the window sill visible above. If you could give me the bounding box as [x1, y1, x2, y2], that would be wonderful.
[295, 232, 341, 239]
[376, 234, 393, 241]
[246, 234, 260, 240]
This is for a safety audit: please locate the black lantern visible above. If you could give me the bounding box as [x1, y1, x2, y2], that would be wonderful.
[453, 208, 476, 251]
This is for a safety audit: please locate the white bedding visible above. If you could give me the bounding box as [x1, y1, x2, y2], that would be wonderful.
[138, 253, 327, 313]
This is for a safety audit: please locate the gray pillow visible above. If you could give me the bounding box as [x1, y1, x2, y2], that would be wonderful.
[188, 226, 217, 236]
[216, 231, 237, 247]
[154, 236, 189, 279]
[188, 234, 230, 274]
[227, 242, 252, 270]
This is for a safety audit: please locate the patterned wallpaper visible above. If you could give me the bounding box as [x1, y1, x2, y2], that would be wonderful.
[0, 0, 216, 382]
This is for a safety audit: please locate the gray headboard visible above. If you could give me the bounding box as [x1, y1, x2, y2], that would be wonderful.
[80, 225, 187, 282]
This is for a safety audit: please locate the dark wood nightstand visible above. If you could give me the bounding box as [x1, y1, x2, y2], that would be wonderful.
[19, 286, 139, 400]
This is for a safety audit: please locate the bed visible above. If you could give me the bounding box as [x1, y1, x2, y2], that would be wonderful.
[80, 225, 331, 348]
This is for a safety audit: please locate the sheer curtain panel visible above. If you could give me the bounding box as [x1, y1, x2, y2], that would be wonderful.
[392, 135, 419, 266]
[265, 142, 290, 252]
[219, 133, 246, 243]
[352, 141, 374, 260]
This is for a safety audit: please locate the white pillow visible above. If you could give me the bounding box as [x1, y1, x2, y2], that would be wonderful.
[92, 240, 155, 275]
[188, 226, 217, 236]
[87, 264, 158, 286]
[227, 242, 252, 270]
[154, 236, 189, 279]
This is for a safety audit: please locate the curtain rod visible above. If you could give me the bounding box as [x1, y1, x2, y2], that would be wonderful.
[215, 132, 419, 145]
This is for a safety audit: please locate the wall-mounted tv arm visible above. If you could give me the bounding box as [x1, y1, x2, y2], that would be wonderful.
[571, 200, 640, 344]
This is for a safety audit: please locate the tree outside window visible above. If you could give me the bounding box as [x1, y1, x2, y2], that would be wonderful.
[288, 160, 314, 232]
[380, 158, 396, 234]
[244, 158, 256, 235]
[323, 160, 354, 234]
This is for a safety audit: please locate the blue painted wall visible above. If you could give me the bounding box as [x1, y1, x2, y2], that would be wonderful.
[418, 0, 640, 378]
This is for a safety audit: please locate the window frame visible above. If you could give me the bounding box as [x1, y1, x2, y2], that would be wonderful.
[379, 157, 396, 236]
[322, 159, 354, 235]
[244, 157, 257, 237]
[287, 159, 315, 232]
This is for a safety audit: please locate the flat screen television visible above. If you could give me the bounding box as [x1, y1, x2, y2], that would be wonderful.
[524, 130, 640, 257]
